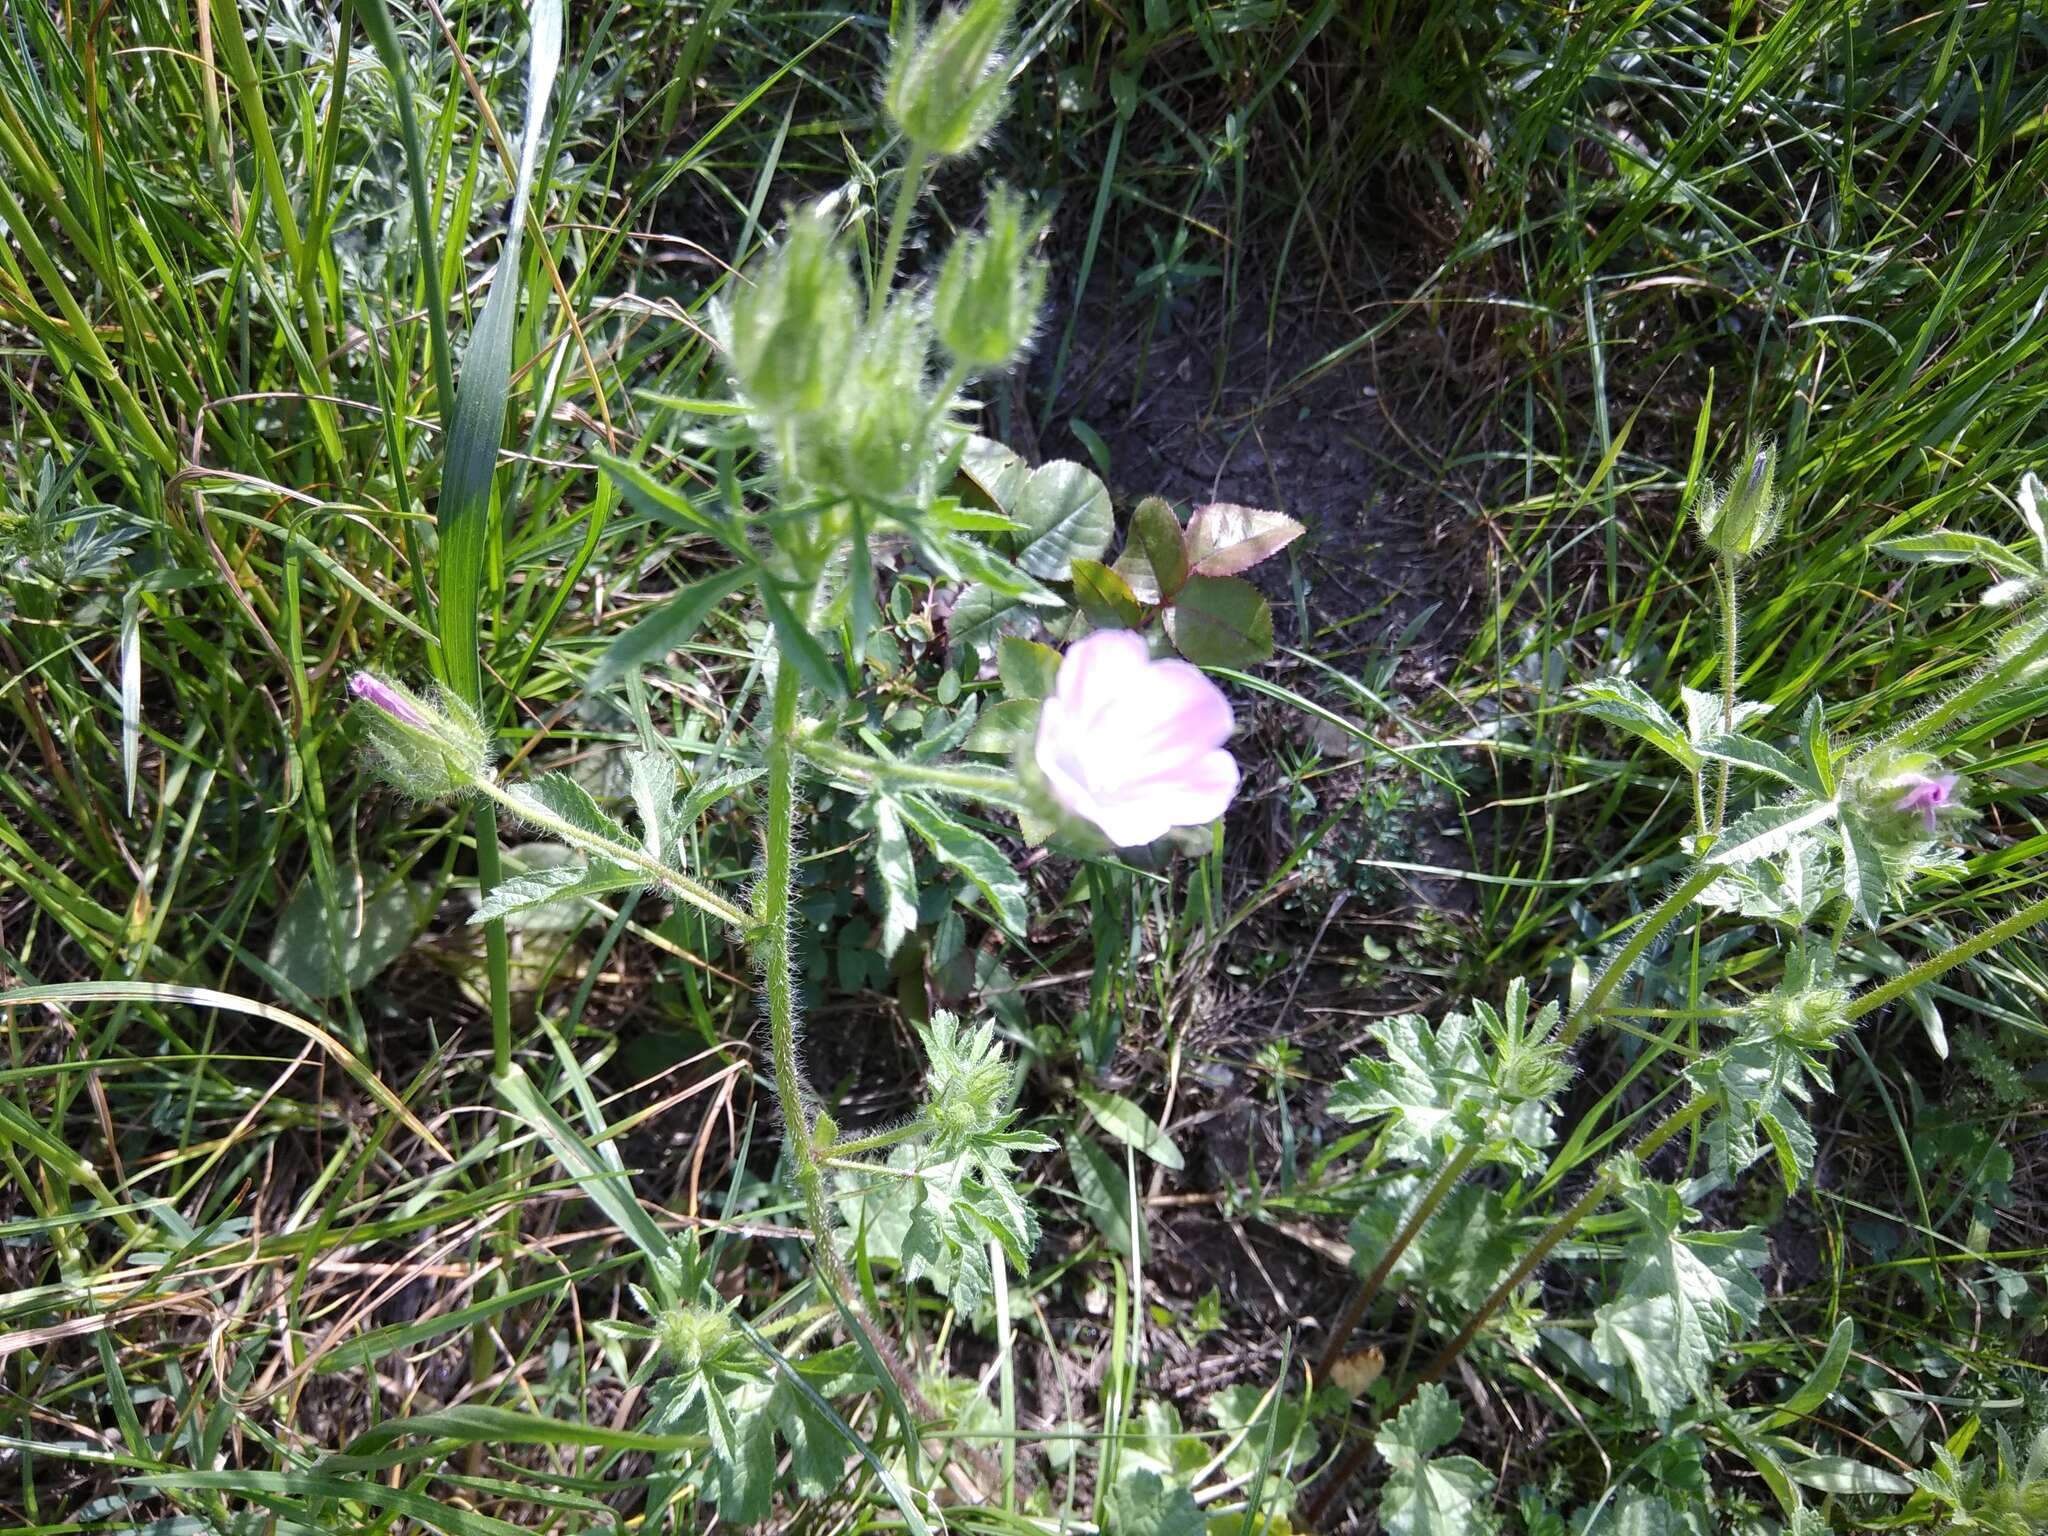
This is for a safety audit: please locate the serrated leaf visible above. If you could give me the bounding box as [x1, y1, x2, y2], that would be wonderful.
[1375, 1384, 1499, 1536]
[1680, 686, 1769, 745]
[925, 525, 1065, 604]
[957, 433, 1030, 513]
[1698, 732, 1820, 792]
[1016, 460, 1114, 579]
[1105, 1467, 1207, 1536]
[1071, 557, 1142, 627]
[1693, 1035, 1818, 1191]
[965, 697, 1040, 755]
[896, 798, 1028, 936]
[1075, 1088, 1184, 1171]
[1572, 679, 1698, 769]
[870, 797, 918, 960]
[676, 766, 762, 827]
[1118, 496, 1190, 602]
[503, 772, 634, 849]
[1185, 502, 1303, 576]
[947, 581, 1036, 658]
[471, 861, 641, 925]
[1164, 573, 1272, 666]
[629, 751, 680, 863]
[1329, 1013, 1497, 1162]
[588, 565, 751, 692]
[1709, 798, 1837, 866]
[1592, 1183, 1766, 1414]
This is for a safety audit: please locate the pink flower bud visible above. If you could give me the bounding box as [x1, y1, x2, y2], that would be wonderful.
[1033, 631, 1239, 847]
[348, 671, 431, 729]
[1892, 771, 1960, 834]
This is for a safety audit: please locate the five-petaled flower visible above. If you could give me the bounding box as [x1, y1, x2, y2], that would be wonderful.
[1033, 630, 1239, 847]
[1893, 771, 1960, 834]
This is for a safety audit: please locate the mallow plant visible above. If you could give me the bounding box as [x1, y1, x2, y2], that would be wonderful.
[340, 0, 2048, 1522]
[343, 0, 1299, 1519]
[1293, 459, 2048, 1532]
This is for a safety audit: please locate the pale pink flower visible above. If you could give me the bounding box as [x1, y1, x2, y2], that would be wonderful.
[1893, 771, 1960, 834]
[348, 671, 431, 729]
[1034, 631, 1239, 846]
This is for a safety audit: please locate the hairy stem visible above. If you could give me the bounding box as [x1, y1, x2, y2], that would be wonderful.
[1846, 889, 2048, 1023]
[759, 651, 838, 1280]
[1711, 553, 1739, 833]
[871, 148, 927, 326]
[1313, 1141, 1479, 1385]
[1306, 1091, 1718, 1526]
[1884, 606, 2048, 754]
[754, 628, 1003, 1495]
[470, 776, 752, 932]
[1563, 862, 1720, 1045]
[797, 731, 1029, 807]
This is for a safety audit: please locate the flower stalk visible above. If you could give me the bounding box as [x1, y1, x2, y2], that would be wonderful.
[466, 776, 752, 932]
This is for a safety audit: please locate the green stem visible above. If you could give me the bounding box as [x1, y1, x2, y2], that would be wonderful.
[1407, 1168, 1618, 1396]
[470, 777, 752, 932]
[797, 732, 1029, 808]
[1313, 1141, 1479, 1384]
[870, 148, 927, 326]
[1846, 890, 2048, 1022]
[477, 813, 514, 1077]
[1712, 553, 1739, 834]
[827, 1121, 927, 1160]
[758, 624, 997, 1484]
[1307, 1089, 1722, 1525]
[1564, 862, 1720, 1044]
[1884, 607, 2048, 754]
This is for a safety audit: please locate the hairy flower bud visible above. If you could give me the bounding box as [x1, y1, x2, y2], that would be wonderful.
[1845, 747, 1967, 849]
[348, 672, 491, 800]
[654, 1302, 736, 1374]
[819, 299, 934, 501]
[718, 206, 858, 421]
[1694, 443, 1784, 560]
[933, 186, 1045, 371]
[883, 0, 1014, 159]
[917, 1012, 1016, 1152]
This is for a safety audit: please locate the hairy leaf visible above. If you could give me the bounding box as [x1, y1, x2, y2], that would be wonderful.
[1592, 1179, 1766, 1414]
[1376, 1384, 1499, 1536]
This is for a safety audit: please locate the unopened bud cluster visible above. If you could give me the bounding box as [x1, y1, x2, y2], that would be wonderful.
[1751, 976, 1852, 1049]
[654, 1302, 737, 1375]
[1694, 443, 1784, 561]
[717, 190, 1044, 505]
[916, 1012, 1016, 1152]
[934, 187, 1045, 371]
[348, 672, 492, 801]
[884, 0, 1014, 160]
[719, 207, 857, 423]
